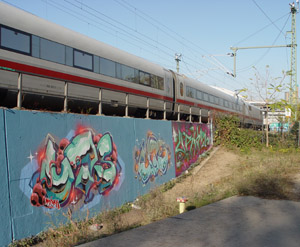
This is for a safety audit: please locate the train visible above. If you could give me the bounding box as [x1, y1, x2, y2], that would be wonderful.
[0, 2, 263, 126]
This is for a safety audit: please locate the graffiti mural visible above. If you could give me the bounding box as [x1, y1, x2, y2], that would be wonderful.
[134, 131, 171, 184]
[29, 125, 122, 210]
[172, 122, 212, 177]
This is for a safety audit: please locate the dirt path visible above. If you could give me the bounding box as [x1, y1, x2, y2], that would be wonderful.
[118, 146, 243, 227]
[163, 146, 242, 202]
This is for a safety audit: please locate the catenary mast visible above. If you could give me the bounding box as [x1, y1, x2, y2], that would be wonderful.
[289, 1, 298, 108]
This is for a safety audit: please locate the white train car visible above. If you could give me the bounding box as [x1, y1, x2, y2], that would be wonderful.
[0, 2, 262, 126]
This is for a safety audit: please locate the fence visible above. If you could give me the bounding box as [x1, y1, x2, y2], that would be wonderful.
[0, 109, 212, 246]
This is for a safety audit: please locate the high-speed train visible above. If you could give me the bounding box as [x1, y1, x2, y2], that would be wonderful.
[0, 2, 262, 126]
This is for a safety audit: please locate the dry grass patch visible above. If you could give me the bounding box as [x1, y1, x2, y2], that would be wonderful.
[10, 147, 300, 247]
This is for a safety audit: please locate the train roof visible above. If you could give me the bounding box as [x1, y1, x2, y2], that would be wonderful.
[0, 2, 165, 76]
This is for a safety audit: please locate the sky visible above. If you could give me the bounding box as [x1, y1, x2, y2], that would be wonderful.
[1, 0, 298, 101]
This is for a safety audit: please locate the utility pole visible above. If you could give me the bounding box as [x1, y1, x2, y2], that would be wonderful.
[288, 1, 298, 113]
[175, 53, 182, 73]
[230, 2, 299, 120]
[230, 45, 291, 78]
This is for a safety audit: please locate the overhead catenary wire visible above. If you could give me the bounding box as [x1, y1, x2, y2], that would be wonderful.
[62, 0, 234, 82]
[114, 0, 291, 91]
[68, 0, 179, 58]
[233, 12, 290, 47]
[236, 13, 291, 73]
[40, 0, 175, 69]
[252, 0, 286, 37]
[70, 0, 214, 76]
[2, 0, 290, 94]
[50, 0, 248, 91]
[113, 0, 247, 88]
[113, 0, 211, 56]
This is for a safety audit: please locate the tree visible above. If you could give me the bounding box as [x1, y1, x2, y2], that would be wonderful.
[250, 65, 286, 147]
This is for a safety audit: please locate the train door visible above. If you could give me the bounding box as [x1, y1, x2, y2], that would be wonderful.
[163, 70, 174, 115]
[168, 70, 177, 115]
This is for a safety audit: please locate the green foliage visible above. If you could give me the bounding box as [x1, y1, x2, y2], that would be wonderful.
[268, 132, 298, 149]
[214, 115, 263, 151]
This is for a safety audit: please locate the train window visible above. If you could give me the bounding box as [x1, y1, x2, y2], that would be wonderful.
[74, 49, 93, 71]
[209, 95, 214, 103]
[224, 100, 229, 108]
[66, 46, 73, 66]
[214, 96, 219, 105]
[100, 57, 116, 77]
[196, 90, 202, 100]
[158, 76, 164, 90]
[203, 93, 208, 101]
[186, 86, 191, 97]
[186, 86, 195, 98]
[40, 38, 65, 65]
[150, 75, 164, 90]
[32, 35, 40, 58]
[0, 26, 31, 55]
[116, 63, 122, 79]
[139, 71, 150, 86]
[122, 64, 137, 83]
[134, 69, 140, 83]
[220, 98, 224, 106]
[151, 75, 159, 88]
[93, 56, 100, 73]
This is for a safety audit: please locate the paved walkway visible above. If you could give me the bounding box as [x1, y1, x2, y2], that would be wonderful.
[79, 196, 300, 247]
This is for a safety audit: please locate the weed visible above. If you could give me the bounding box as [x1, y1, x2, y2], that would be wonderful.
[235, 172, 290, 199]
[161, 180, 176, 192]
[10, 146, 300, 247]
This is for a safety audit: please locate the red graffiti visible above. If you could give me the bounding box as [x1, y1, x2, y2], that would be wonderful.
[45, 198, 61, 210]
[30, 182, 46, 207]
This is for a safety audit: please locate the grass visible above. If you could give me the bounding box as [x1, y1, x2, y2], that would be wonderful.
[233, 148, 300, 200]
[10, 147, 300, 247]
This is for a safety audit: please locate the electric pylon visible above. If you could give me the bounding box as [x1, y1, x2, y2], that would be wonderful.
[289, 2, 298, 108]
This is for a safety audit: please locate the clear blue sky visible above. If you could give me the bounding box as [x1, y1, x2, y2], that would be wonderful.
[1, 0, 298, 100]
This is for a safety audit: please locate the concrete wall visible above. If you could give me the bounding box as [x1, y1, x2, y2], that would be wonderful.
[0, 109, 212, 246]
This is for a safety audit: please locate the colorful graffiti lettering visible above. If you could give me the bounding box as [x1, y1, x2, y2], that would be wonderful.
[172, 122, 212, 177]
[29, 125, 121, 210]
[134, 131, 171, 184]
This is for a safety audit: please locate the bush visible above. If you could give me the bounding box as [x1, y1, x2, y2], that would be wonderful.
[214, 114, 263, 151]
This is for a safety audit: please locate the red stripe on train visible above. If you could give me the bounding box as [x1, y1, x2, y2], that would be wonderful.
[0, 59, 173, 101]
[0, 59, 261, 122]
